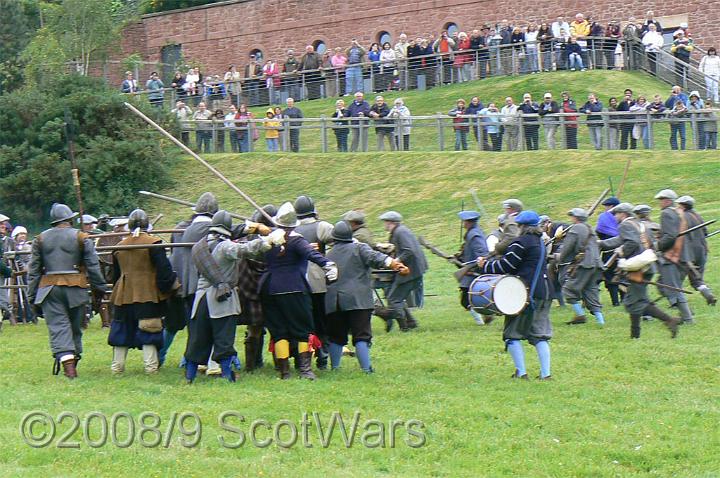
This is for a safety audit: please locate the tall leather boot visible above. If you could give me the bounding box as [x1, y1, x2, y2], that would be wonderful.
[676, 302, 694, 324]
[403, 306, 418, 329]
[277, 357, 290, 380]
[255, 333, 265, 368]
[297, 351, 316, 380]
[644, 303, 680, 338]
[100, 304, 112, 328]
[699, 286, 717, 306]
[630, 315, 641, 339]
[244, 335, 257, 373]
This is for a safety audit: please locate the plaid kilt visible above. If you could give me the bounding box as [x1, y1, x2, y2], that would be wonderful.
[236, 258, 265, 326]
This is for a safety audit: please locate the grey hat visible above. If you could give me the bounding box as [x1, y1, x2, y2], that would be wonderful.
[209, 210, 233, 236]
[677, 195, 695, 206]
[109, 217, 129, 228]
[194, 192, 219, 215]
[654, 189, 678, 200]
[633, 204, 652, 214]
[379, 210, 403, 222]
[128, 209, 149, 230]
[81, 214, 98, 225]
[341, 210, 366, 224]
[502, 198, 524, 211]
[274, 202, 300, 228]
[567, 208, 589, 220]
[0, 213, 9, 222]
[610, 202, 634, 214]
[331, 220, 354, 242]
[50, 203, 79, 225]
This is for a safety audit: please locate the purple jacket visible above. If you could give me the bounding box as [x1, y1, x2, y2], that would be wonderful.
[259, 233, 329, 295]
[596, 211, 619, 237]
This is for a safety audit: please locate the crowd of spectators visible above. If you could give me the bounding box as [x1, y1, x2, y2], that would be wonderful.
[123, 11, 717, 110]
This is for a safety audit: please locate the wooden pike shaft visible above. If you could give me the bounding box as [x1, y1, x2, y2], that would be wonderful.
[95, 242, 196, 251]
[617, 159, 631, 198]
[587, 187, 611, 217]
[124, 102, 272, 225]
[138, 190, 247, 220]
[92, 229, 185, 238]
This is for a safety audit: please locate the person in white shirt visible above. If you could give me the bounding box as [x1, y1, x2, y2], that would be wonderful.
[551, 16, 570, 40]
[641, 23, 664, 75]
[171, 101, 193, 146]
[500, 96, 520, 150]
[699, 47, 720, 102]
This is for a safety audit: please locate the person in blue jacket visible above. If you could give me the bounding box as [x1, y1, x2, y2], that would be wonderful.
[456, 211, 489, 325]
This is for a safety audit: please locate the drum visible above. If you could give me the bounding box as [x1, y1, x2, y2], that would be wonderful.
[468, 274, 528, 316]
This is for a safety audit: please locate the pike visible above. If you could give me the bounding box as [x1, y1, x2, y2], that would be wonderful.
[91, 229, 186, 238]
[5, 242, 198, 257]
[138, 190, 248, 220]
[124, 102, 270, 224]
[587, 187, 611, 217]
[64, 107, 85, 219]
[679, 219, 717, 237]
[617, 158, 631, 198]
[468, 188, 487, 217]
[707, 230, 720, 239]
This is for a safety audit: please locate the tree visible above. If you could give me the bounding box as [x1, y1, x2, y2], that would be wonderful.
[0, 0, 40, 93]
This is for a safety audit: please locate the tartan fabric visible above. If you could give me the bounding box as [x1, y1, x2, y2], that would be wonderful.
[191, 238, 228, 287]
[236, 257, 265, 326]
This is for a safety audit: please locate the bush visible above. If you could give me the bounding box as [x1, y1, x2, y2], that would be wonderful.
[0, 74, 175, 229]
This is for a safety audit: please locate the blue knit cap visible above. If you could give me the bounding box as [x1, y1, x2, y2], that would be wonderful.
[515, 210, 540, 226]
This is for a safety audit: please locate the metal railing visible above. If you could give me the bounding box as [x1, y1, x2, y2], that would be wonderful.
[175, 109, 719, 153]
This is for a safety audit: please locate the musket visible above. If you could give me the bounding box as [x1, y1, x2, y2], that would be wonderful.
[124, 103, 272, 224]
[587, 187, 611, 217]
[707, 230, 720, 239]
[643, 280, 693, 294]
[64, 107, 85, 219]
[545, 224, 575, 246]
[138, 190, 248, 220]
[678, 219, 717, 237]
[602, 250, 620, 270]
[417, 236, 463, 267]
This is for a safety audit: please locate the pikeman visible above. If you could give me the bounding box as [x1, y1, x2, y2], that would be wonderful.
[596, 196, 624, 307]
[476, 211, 554, 380]
[237, 204, 277, 372]
[557, 208, 605, 325]
[293, 195, 334, 369]
[27, 204, 107, 378]
[677, 195, 716, 306]
[375, 211, 428, 332]
[598, 202, 680, 339]
[494, 199, 523, 254]
[341, 210, 375, 247]
[325, 221, 408, 372]
[259, 202, 337, 380]
[161, 191, 218, 366]
[95, 217, 129, 328]
[108, 209, 177, 375]
[184, 210, 279, 383]
[455, 210, 489, 325]
[633, 205, 660, 249]
[654, 189, 694, 324]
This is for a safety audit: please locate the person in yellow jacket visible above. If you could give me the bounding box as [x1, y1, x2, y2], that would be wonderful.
[264, 108, 280, 152]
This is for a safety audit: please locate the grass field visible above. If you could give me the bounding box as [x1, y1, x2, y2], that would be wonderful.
[1, 148, 718, 477]
[209, 70, 700, 153]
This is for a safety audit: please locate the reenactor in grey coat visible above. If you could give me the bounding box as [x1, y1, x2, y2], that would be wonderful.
[494, 199, 523, 255]
[633, 205, 660, 250]
[375, 211, 428, 331]
[293, 195, 334, 369]
[599, 203, 680, 339]
[558, 208, 605, 325]
[27, 204, 107, 378]
[325, 221, 407, 372]
[677, 195, 716, 306]
[341, 210, 375, 247]
[654, 189, 694, 324]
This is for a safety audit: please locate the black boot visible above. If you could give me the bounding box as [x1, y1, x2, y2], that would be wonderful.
[315, 344, 328, 370]
[630, 314, 641, 339]
[644, 303, 680, 338]
[297, 352, 316, 380]
[244, 336, 257, 373]
[403, 306, 418, 329]
[699, 286, 717, 306]
[277, 358, 290, 379]
[373, 305, 394, 332]
[255, 333, 265, 369]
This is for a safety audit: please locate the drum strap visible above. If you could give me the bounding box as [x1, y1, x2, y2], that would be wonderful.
[528, 237, 546, 310]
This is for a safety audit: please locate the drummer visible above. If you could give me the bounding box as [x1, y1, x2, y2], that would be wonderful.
[456, 210, 489, 325]
[476, 210, 553, 380]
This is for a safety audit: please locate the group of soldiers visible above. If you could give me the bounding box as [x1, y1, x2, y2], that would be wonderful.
[4, 184, 714, 382]
[17, 193, 427, 381]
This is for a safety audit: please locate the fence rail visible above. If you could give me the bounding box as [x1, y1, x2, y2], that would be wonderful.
[175, 109, 719, 153]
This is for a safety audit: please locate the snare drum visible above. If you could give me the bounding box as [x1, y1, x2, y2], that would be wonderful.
[468, 274, 528, 316]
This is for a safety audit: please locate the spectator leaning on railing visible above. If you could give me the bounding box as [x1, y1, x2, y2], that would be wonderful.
[538, 92, 560, 149]
[387, 98, 412, 151]
[331, 99, 350, 152]
[581, 93, 603, 150]
[347, 92, 371, 152]
[192, 102, 213, 154]
[121, 71, 139, 94]
[171, 100, 193, 146]
[500, 96, 520, 151]
[449, 98, 469, 151]
[369, 96, 394, 151]
[283, 97, 304, 152]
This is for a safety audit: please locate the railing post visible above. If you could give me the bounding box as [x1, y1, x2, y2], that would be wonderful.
[283, 117, 290, 152]
[320, 115, 328, 153]
[211, 120, 218, 153]
[690, 113, 699, 149]
[560, 115, 567, 149]
[436, 113, 445, 151]
[362, 117, 369, 152]
[646, 111, 654, 149]
[395, 117, 403, 151]
[477, 115, 484, 151]
[603, 111, 611, 150]
[518, 114, 526, 151]
[247, 121, 254, 152]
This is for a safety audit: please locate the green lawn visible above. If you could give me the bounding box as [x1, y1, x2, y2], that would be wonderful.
[1, 150, 718, 477]
[203, 70, 696, 153]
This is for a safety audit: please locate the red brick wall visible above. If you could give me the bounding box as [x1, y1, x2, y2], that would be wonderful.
[116, 0, 716, 82]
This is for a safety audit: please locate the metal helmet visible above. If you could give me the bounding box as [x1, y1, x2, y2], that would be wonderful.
[194, 192, 219, 215]
[128, 209, 150, 230]
[50, 203, 78, 225]
[209, 210, 233, 237]
[293, 195, 316, 218]
[332, 220, 354, 242]
[250, 204, 278, 227]
[274, 202, 299, 228]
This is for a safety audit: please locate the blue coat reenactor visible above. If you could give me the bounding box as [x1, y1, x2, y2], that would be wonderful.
[27, 204, 107, 379]
[325, 221, 407, 372]
[456, 210, 489, 325]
